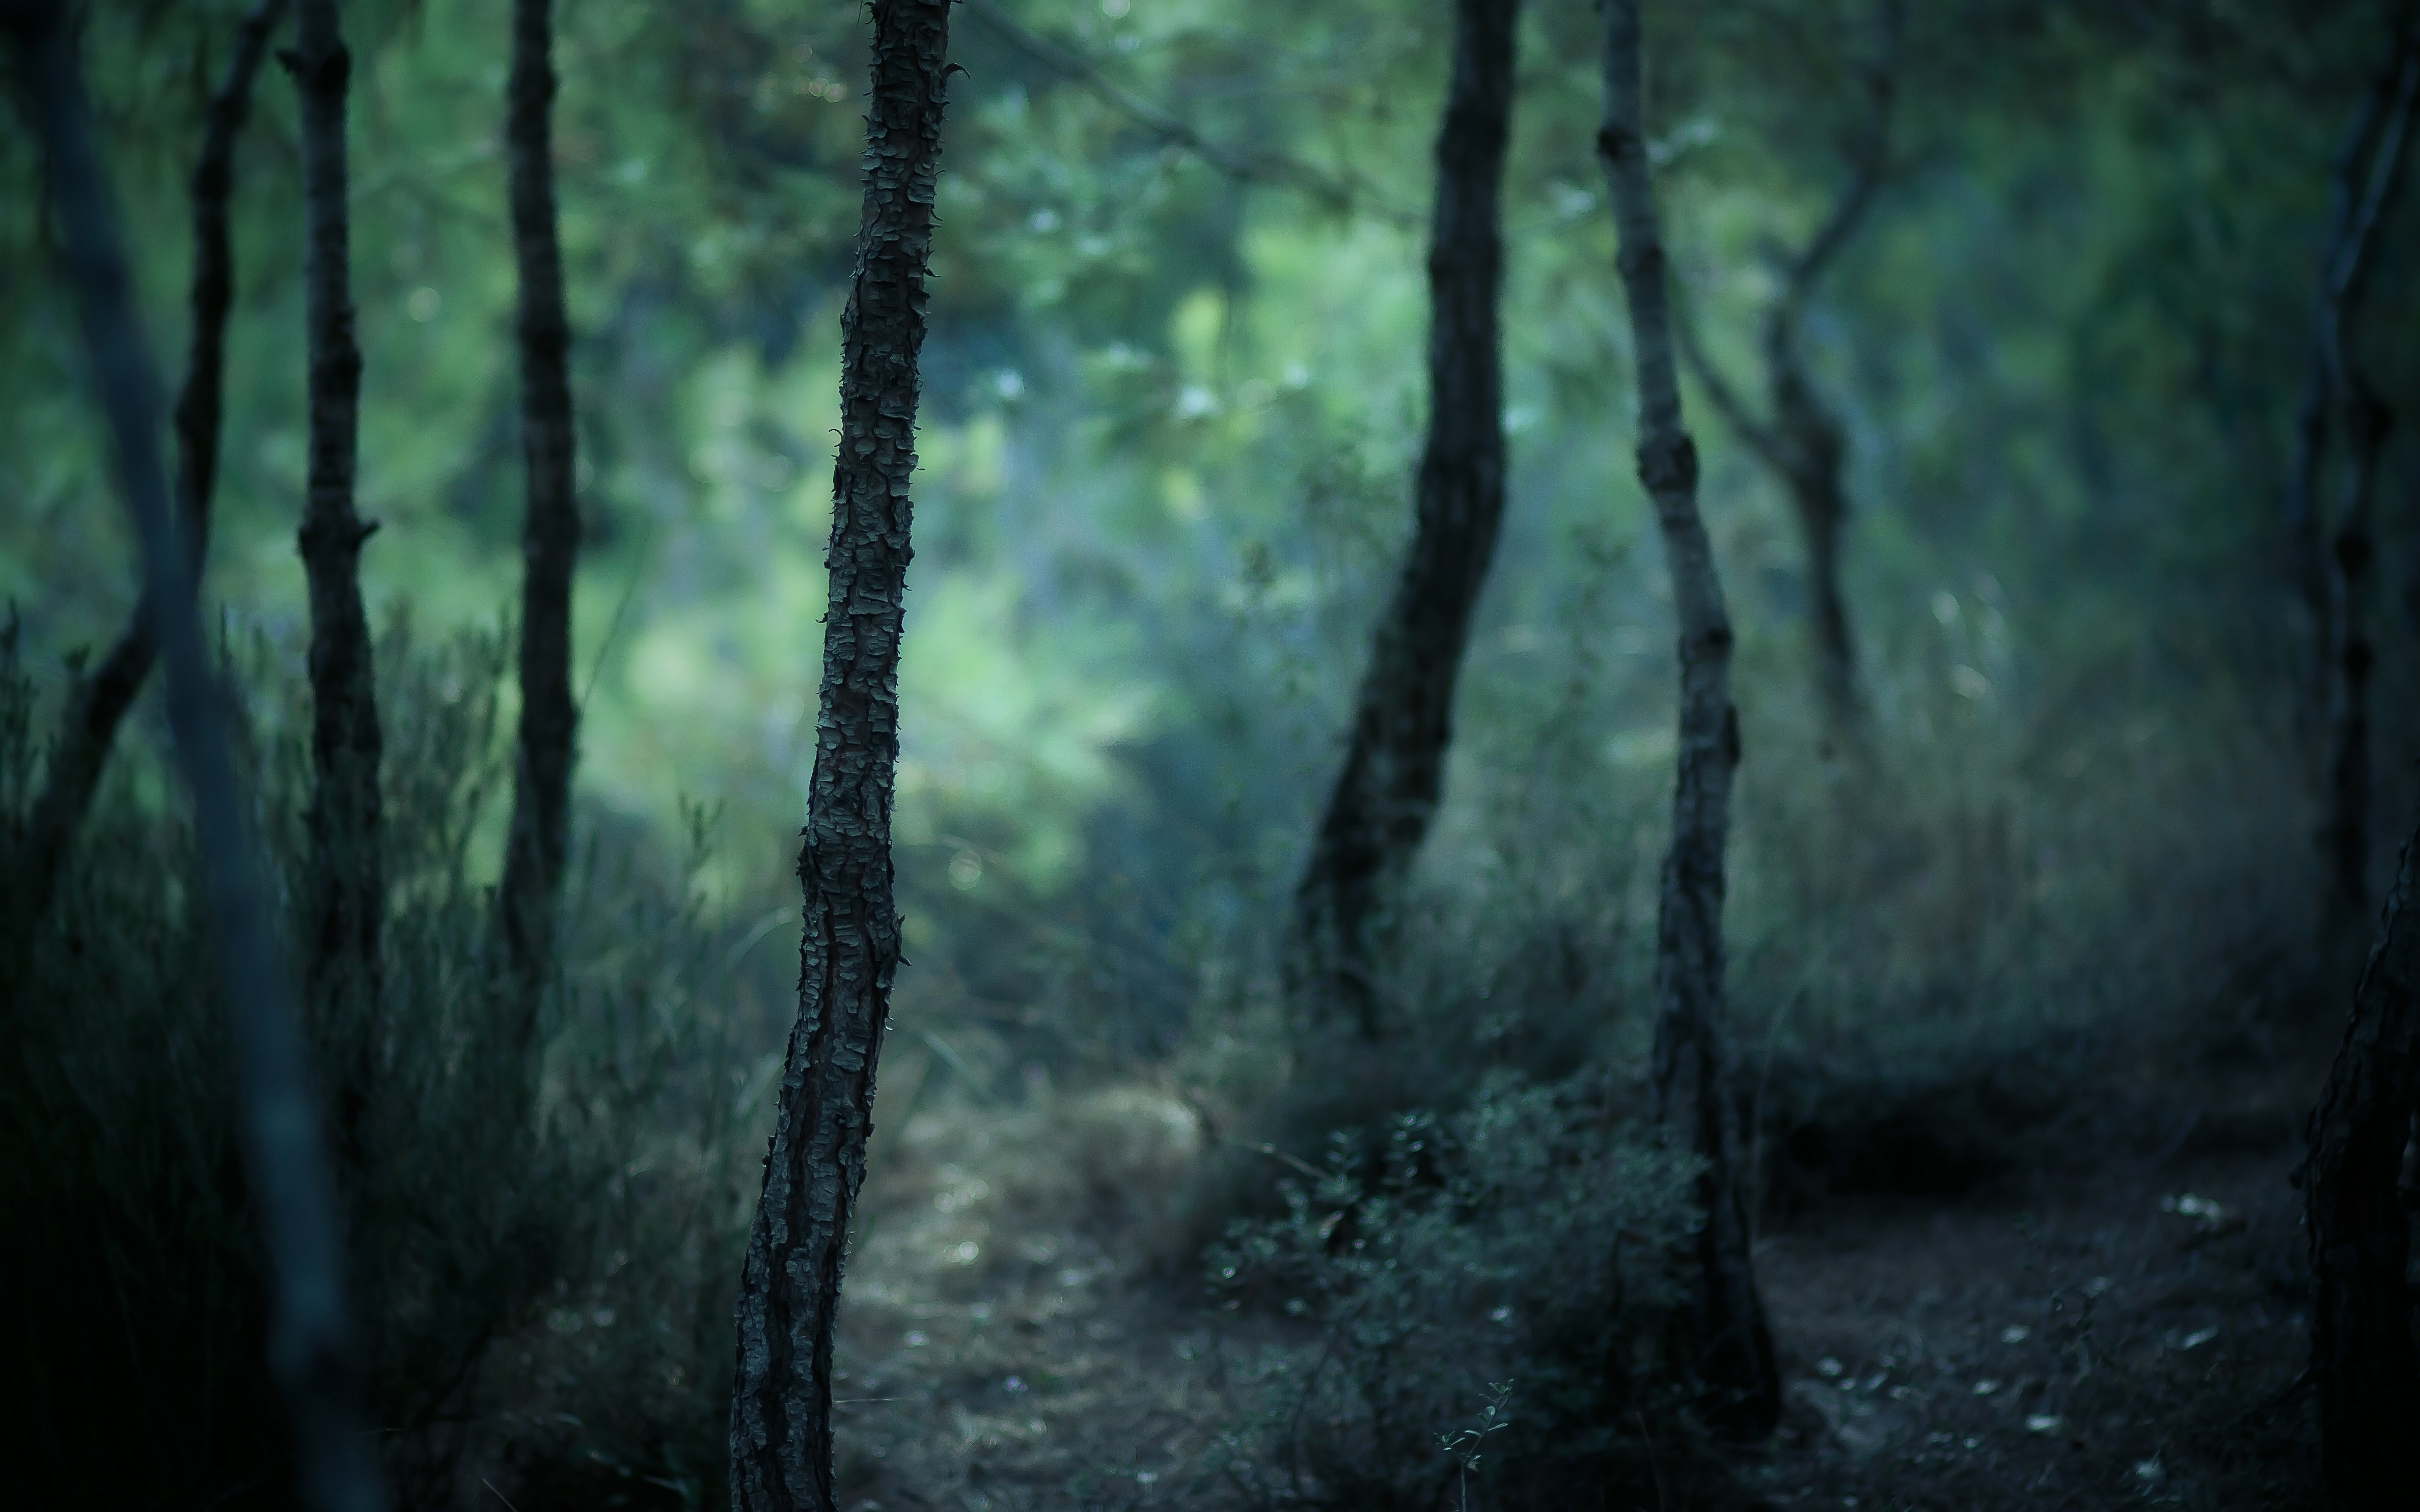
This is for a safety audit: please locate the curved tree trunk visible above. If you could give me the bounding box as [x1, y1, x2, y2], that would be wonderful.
[1597, 0, 1780, 1437]
[5, 6, 385, 1508]
[2302, 816, 2420, 1510]
[4, 0, 285, 969]
[728, 4, 953, 1507]
[1674, 0, 1894, 740]
[1764, 316, 1859, 730]
[289, 0, 383, 1149]
[498, 0, 581, 1056]
[1288, 0, 1519, 1037]
[2318, 31, 2417, 921]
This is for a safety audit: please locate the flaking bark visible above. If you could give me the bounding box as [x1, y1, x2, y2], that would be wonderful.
[1288, 0, 1519, 1037]
[4, 5, 385, 1507]
[498, 0, 582, 1054]
[2300, 816, 2420, 1509]
[1597, 0, 1780, 1437]
[287, 0, 384, 1139]
[728, 3, 954, 1507]
[4, 0, 285, 968]
[1675, 0, 1896, 738]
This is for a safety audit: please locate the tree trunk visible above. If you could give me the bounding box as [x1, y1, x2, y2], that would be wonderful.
[727, 4, 953, 1507]
[2325, 376, 2390, 920]
[1287, 0, 1518, 1037]
[2301, 816, 2420, 1510]
[6, 6, 385, 1508]
[288, 0, 383, 1145]
[1674, 1, 1893, 740]
[4, 0, 285, 970]
[498, 0, 581, 1055]
[2289, 57, 2403, 741]
[1764, 316, 1859, 731]
[2318, 34, 2417, 921]
[1596, 0, 1781, 1437]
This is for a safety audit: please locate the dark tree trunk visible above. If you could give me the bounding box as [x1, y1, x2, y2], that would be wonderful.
[2301, 817, 2420, 1510]
[1287, 0, 1518, 1037]
[2288, 69, 2399, 736]
[5, 5, 385, 1508]
[1765, 317, 1858, 730]
[2326, 375, 2391, 919]
[498, 0, 581, 1054]
[4, 0, 284, 964]
[1675, 0, 1894, 739]
[288, 0, 383, 1138]
[727, 4, 953, 1507]
[2318, 33, 2417, 920]
[1597, 0, 1781, 1438]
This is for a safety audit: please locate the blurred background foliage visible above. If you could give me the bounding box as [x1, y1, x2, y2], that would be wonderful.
[6, 0, 2418, 1504]
[8, 0, 2409, 982]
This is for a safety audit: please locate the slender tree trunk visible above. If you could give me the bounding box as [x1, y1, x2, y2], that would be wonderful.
[1596, 0, 1780, 1437]
[5, 6, 384, 1508]
[1674, 0, 1893, 740]
[2301, 816, 2420, 1510]
[1287, 0, 1518, 1037]
[2325, 377, 2390, 919]
[728, 4, 953, 1506]
[288, 0, 383, 1143]
[498, 0, 581, 1054]
[1764, 318, 1859, 730]
[2289, 73, 2397, 736]
[4, 0, 285, 963]
[2319, 35, 2417, 921]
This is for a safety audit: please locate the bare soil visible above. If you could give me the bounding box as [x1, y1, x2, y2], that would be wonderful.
[809, 1035, 2329, 1512]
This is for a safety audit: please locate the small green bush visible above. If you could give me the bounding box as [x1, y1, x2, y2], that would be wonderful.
[1207, 1078, 1697, 1511]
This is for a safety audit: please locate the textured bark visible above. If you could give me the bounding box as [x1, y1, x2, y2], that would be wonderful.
[728, 4, 952, 1507]
[1597, 0, 1780, 1437]
[2319, 33, 2417, 921]
[288, 0, 384, 1133]
[6, 0, 284, 960]
[2300, 818, 2420, 1510]
[498, 0, 582, 1053]
[1287, 0, 1518, 1037]
[5, 6, 386, 1508]
[1675, 0, 1894, 736]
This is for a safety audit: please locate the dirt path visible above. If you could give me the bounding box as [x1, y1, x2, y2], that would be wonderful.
[821, 1060, 2326, 1512]
[1749, 1141, 2316, 1511]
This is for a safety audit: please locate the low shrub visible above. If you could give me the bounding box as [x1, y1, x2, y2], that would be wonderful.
[0, 615, 765, 1510]
[1206, 1077, 1697, 1511]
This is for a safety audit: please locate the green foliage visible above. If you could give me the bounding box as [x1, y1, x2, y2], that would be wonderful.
[9, 0, 2419, 1504]
[1207, 1084, 1697, 1511]
[0, 621, 758, 1508]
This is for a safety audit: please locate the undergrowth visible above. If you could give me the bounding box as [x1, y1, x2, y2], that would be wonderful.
[0, 613, 769, 1511]
[1206, 1082, 1697, 1511]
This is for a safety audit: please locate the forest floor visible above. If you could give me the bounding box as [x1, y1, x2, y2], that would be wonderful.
[793, 1024, 2331, 1512]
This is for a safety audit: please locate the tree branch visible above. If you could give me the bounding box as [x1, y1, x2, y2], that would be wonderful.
[1670, 287, 1789, 473]
[2324, 29, 2420, 385]
[961, 0, 1393, 220]
[1778, 0, 1899, 314]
